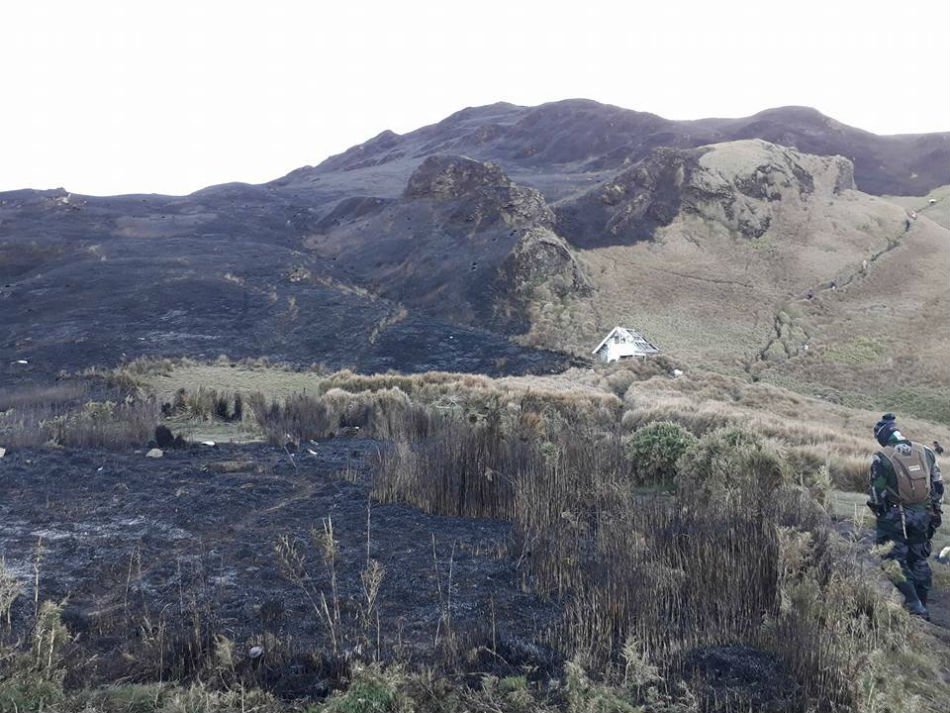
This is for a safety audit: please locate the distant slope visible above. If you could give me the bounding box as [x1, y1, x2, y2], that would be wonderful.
[0, 184, 570, 384]
[517, 139, 950, 422]
[883, 185, 950, 229]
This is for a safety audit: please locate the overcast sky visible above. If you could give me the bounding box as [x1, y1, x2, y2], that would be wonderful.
[2, 0, 948, 196]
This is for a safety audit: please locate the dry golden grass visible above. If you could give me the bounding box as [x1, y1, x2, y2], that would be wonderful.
[884, 184, 950, 229]
[125, 356, 950, 495]
[138, 361, 324, 406]
[514, 144, 950, 426]
[133, 361, 624, 443]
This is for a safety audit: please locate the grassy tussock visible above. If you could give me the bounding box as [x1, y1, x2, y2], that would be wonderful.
[618, 370, 945, 492]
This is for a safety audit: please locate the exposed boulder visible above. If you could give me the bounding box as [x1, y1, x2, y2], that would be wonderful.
[556, 147, 697, 248]
[556, 140, 858, 247]
[154, 425, 187, 450]
[500, 228, 591, 299]
[405, 155, 511, 201]
[154, 425, 175, 449]
[686, 140, 855, 239]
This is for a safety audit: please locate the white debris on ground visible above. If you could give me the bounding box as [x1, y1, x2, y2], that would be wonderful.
[146, 448, 164, 458]
[940, 546, 950, 563]
[0, 447, 6, 459]
[201, 441, 216, 447]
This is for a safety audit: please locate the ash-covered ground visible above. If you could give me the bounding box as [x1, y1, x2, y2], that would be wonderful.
[0, 440, 559, 693]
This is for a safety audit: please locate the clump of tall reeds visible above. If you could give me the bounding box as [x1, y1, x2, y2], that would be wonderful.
[43, 399, 159, 449]
[373, 413, 939, 711]
[248, 388, 437, 444]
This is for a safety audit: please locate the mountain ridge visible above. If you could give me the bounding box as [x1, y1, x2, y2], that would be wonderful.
[1, 99, 947, 421]
[299, 99, 949, 198]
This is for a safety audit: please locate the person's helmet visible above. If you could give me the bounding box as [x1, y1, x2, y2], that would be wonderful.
[873, 413, 898, 447]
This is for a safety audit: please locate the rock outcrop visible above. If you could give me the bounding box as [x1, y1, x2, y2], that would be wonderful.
[404, 155, 554, 229]
[556, 147, 695, 248]
[685, 140, 855, 240]
[557, 140, 857, 246]
[405, 155, 511, 201]
[500, 228, 591, 299]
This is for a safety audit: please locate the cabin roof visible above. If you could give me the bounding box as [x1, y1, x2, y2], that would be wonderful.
[592, 326, 659, 355]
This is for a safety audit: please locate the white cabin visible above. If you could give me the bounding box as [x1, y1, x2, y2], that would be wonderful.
[592, 327, 659, 363]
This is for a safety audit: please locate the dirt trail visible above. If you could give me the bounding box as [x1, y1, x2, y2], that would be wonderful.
[835, 521, 950, 646]
[928, 589, 950, 632]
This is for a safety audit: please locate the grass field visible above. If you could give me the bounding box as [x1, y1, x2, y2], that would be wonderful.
[520, 148, 950, 427]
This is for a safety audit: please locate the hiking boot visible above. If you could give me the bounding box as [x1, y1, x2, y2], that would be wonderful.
[897, 581, 930, 620]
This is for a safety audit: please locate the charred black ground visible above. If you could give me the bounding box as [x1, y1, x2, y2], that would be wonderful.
[0, 441, 558, 694]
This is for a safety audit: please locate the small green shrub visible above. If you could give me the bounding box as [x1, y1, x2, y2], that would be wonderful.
[564, 660, 640, 713]
[85, 684, 167, 713]
[316, 665, 405, 713]
[675, 427, 787, 504]
[0, 676, 65, 713]
[623, 421, 697, 487]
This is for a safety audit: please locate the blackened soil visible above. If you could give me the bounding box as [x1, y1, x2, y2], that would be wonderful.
[0, 441, 558, 688]
[684, 645, 801, 713]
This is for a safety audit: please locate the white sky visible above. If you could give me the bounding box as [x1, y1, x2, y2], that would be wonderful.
[2, 0, 948, 196]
